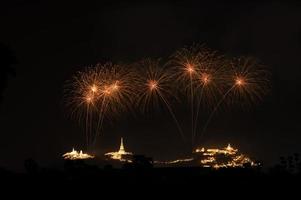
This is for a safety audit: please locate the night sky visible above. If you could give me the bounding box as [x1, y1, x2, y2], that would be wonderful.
[1, 0, 301, 171]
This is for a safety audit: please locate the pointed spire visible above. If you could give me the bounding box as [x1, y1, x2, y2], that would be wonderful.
[226, 144, 232, 151]
[119, 137, 125, 152]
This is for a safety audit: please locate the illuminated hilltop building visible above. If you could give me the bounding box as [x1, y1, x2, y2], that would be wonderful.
[194, 144, 258, 169]
[63, 148, 94, 160]
[195, 144, 237, 155]
[155, 144, 259, 169]
[105, 137, 133, 162]
[62, 141, 257, 169]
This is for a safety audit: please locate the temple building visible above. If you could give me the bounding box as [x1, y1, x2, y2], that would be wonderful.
[194, 144, 258, 169]
[105, 137, 133, 162]
[62, 148, 94, 160]
[155, 144, 259, 169]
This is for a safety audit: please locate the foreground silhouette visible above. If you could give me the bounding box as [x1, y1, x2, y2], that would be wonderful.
[0, 154, 300, 190]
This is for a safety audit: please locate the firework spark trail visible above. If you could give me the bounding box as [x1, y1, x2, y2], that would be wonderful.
[190, 74, 194, 147]
[157, 90, 185, 141]
[95, 63, 137, 146]
[85, 106, 89, 149]
[197, 57, 269, 145]
[65, 68, 99, 150]
[64, 45, 270, 151]
[198, 85, 235, 143]
[84, 104, 93, 149]
[136, 59, 185, 141]
[193, 84, 205, 143]
[192, 54, 227, 146]
[228, 57, 270, 107]
[64, 63, 138, 150]
[89, 106, 93, 149]
[93, 98, 109, 146]
[170, 45, 205, 148]
[94, 97, 107, 146]
[192, 72, 223, 145]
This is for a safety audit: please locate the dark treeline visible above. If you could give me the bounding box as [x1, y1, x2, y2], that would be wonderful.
[1, 154, 300, 187]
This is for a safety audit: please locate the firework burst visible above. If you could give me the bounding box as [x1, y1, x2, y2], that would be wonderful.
[64, 44, 270, 153]
[197, 56, 270, 145]
[96, 63, 136, 118]
[169, 45, 204, 93]
[135, 59, 185, 141]
[64, 66, 103, 149]
[136, 59, 173, 111]
[192, 51, 228, 144]
[228, 57, 270, 107]
[169, 45, 207, 146]
[64, 63, 137, 149]
[91, 63, 137, 146]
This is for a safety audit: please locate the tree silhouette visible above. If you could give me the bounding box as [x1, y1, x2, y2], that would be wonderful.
[24, 158, 39, 174]
[0, 43, 16, 103]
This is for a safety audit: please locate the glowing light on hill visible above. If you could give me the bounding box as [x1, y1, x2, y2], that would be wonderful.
[105, 138, 133, 162]
[63, 148, 94, 160]
[194, 144, 258, 169]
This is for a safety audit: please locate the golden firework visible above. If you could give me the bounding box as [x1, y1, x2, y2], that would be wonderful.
[135, 59, 173, 112]
[228, 56, 270, 107]
[63, 44, 271, 151]
[135, 59, 185, 140]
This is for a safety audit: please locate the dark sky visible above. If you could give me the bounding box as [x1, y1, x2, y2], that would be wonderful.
[1, 0, 301, 171]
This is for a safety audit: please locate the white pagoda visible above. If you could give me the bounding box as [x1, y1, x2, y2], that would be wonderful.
[105, 138, 133, 162]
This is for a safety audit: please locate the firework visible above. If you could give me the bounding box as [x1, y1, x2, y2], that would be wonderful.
[192, 51, 228, 145]
[136, 59, 171, 110]
[95, 63, 136, 118]
[64, 66, 103, 149]
[91, 63, 137, 146]
[170, 45, 205, 93]
[64, 62, 137, 149]
[228, 57, 270, 107]
[135, 59, 185, 141]
[197, 56, 270, 144]
[170, 45, 227, 147]
[170, 45, 206, 147]
[64, 44, 270, 152]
